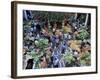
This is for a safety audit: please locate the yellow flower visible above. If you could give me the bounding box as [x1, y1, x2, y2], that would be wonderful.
[63, 25, 72, 33]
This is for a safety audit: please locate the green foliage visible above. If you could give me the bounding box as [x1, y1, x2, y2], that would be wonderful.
[32, 38, 49, 61]
[77, 29, 89, 40]
[79, 52, 91, 66]
[30, 38, 49, 68]
[62, 52, 75, 64]
[35, 38, 48, 49]
[31, 50, 38, 61]
[30, 50, 44, 69]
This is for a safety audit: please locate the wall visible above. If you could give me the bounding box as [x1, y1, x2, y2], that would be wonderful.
[0, 0, 99, 80]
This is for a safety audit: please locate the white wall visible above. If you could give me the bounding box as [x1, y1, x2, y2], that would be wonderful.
[0, 0, 99, 80]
